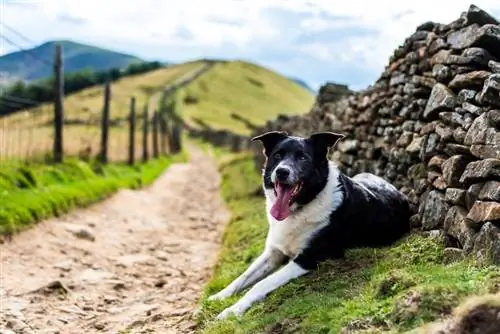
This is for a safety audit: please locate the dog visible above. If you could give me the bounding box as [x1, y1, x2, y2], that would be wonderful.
[208, 131, 411, 320]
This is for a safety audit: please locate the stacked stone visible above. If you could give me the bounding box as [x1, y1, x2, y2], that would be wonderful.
[251, 5, 500, 263]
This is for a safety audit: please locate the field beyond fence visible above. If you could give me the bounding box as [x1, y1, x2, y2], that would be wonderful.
[0, 45, 212, 167]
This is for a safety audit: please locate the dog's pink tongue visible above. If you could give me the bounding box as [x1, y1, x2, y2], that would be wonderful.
[271, 183, 293, 221]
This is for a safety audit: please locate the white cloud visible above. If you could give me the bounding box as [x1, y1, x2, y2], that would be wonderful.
[1, 0, 500, 90]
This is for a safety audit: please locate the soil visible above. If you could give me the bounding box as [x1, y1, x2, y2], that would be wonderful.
[0, 145, 229, 334]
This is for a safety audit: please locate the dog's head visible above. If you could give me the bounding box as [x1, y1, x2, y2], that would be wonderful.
[252, 130, 344, 221]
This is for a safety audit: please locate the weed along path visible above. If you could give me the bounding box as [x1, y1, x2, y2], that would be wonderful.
[0, 145, 229, 334]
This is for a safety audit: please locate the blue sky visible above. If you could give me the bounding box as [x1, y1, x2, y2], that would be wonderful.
[1, 0, 500, 91]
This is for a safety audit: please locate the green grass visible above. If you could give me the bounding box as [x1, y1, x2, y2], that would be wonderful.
[0, 152, 187, 235]
[180, 61, 315, 135]
[196, 153, 500, 334]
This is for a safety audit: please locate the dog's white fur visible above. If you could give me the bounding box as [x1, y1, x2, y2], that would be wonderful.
[209, 162, 343, 320]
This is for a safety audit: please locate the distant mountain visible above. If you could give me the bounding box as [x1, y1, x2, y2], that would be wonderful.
[289, 77, 315, 93]
[0, 40, 143, 83]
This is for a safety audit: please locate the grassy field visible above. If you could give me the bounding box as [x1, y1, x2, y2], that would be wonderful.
[195, 151, 500, 334]
[0, 61, 206, 163]
[179, 61, 315, 135]
[0, 151, 187, 235]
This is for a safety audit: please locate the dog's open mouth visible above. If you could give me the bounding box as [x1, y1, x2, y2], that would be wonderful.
[270, 181, 302, 221]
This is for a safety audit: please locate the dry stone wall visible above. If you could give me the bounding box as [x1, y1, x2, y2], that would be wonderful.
[252, 4, 500, 264]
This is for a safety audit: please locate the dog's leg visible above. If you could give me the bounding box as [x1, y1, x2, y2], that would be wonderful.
[215, 260, 308, 320]
[208, 248, 285, 301]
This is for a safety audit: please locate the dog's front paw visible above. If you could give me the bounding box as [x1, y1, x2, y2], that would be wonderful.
[208, 289, 232, 301]
[215, 305, 245, 320]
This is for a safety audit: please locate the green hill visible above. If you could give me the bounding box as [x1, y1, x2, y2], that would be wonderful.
[0, 40, 143, 82]
[178, 61, 315, 135]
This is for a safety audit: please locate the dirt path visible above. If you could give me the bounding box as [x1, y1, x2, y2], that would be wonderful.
[0, 145, 229, 334]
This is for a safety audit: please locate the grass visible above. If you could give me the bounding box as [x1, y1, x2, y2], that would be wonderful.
[180, 61, 315, 135]
[0, 151, 187, 235]
[195, 152, 500, 334]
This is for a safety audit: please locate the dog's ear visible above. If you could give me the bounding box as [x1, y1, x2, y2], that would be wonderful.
[251, 131, 288, 156]
[307, 131, 345, 157]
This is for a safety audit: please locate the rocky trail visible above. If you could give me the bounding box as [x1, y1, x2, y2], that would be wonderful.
[0, 145, 230, 334]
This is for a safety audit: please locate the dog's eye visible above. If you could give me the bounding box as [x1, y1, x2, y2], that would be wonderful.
[273, 152, 282, 159]
[296, 153, 306, 160]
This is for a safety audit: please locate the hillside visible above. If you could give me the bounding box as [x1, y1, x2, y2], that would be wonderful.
[178, 61, 315, 135]
[0, 40, 142, 82]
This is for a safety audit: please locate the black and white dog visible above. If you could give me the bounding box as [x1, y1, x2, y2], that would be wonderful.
[209, 131, 411, 320]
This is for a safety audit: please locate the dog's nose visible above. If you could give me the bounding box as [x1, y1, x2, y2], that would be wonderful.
[276, 168, 290, 181]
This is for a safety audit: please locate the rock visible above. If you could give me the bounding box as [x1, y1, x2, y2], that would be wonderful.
[433, 176, 447, 190]
[448, 70, 491, 90]
[406, 136, 424, 153]
[461, 47, 495, 66]
[53, 260, 72, 272]
[457, 89, 477, 104]
[115, 254, 152, 267]
[337, 139, 360, 153]
[429, 38, 448, 55]
[423, 83, 457, 120]
[466, 4, 500, 26]
[63, 224, 95, 242]
[452, 127, 467, 143]
[421, 190, 449, 230]
[487, 110, 500, 127]
[460, 159, 500, 185]
[0, 330, 16, 334]
[443, 247, 465, 264]
[444, 143, 470, 156]
[435, 124, 453, 141]
[467, 201, 500, 227]
[461, 102, 483, 116]
[473, 222, 500, 264]
[420, 133, 440, 161]
[445, 188, 466, 206]
[478, 181, 500, 201]
[464, 113, 494, 145]
[155, 251, 169, 261]
[465, 183, 484, 210]
[444, 206, 475, 252]
[447, 24, 500, 57]
[428, 155, 447, 170]
[477, 73, 500, 107]
[432, 64, 451, 82]
[489, 60, 500, 73]
[442, 155, 473, 187]
[396, 131, 414, 147]
[470, 144, 500, 159]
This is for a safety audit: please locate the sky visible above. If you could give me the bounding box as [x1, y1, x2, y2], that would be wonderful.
[1, 0, 500, 91]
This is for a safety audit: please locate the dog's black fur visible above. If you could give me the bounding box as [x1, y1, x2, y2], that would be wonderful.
[254, 131, 411, 270]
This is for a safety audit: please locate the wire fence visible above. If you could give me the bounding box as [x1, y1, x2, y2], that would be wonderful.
[0, 91, 178, 165]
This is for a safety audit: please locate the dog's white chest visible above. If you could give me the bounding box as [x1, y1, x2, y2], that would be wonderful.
[267, 216, 327, 258]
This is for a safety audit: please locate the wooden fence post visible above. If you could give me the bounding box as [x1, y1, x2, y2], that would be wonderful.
[159, 110, 167, 155]
[99, 82, 111, 163]
[152, 111, 159, 158]
[128, 96, 136, 165]
[171, 123, 182, 154]
[142, 104, 149, 162]
[53, 43, 64, 163]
